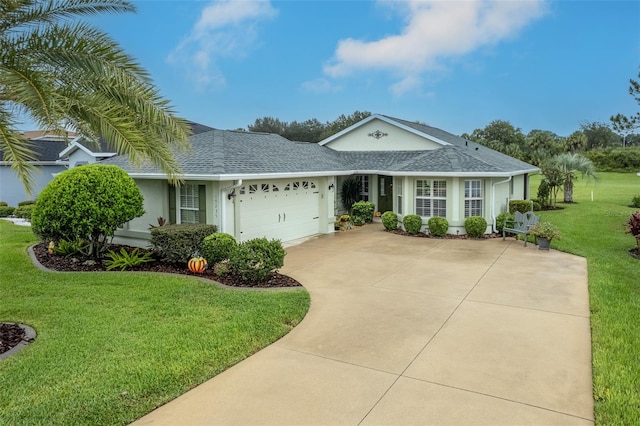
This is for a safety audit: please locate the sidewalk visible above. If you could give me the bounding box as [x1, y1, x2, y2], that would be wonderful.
[133, 224, 593, 425]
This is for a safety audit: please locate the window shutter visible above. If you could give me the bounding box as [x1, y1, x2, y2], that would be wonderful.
[198, 185, 206, 224]
[168, 184, 176, 224]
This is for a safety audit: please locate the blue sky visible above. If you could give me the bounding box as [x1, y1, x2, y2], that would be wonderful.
[89, 0, 639, 138]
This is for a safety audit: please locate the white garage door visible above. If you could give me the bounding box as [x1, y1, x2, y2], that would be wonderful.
[238, 179, 321, 242]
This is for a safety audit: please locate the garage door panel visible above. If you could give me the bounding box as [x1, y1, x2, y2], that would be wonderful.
[238, 179, 321, 242]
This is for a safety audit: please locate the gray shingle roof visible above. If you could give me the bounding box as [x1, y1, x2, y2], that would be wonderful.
[0, 138, 68, 162]
[102, 117, 538, 178]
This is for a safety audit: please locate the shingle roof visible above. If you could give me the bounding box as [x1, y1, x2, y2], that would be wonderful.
[0, 138, 68, 163]
[102, 117, 538, 178]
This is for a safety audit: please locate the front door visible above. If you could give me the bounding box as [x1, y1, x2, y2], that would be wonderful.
[377, 175, 393, 213]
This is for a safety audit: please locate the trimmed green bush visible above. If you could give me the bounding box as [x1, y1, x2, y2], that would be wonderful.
[351, 201, 375, 223]
[381, 211, 398, 231]
[584, 147, 640, 172]
[495, 212, 514, 233]
[465, 216, 488, 238]
[403, 214, 423, 235]
[228, 238, 285, 282]
[150, 223, 217, 264]
[351, 215, 365, 226]
[0, 206, 15, 217]
[17, 200, 35, 206]
[427, 216, 449, 237]
[14, 204, 34, 220]
[201, 233, 237, 264]
[509, 200, 534, 214]
[632, 195, 640, 208]
[31, 164, 145, 258]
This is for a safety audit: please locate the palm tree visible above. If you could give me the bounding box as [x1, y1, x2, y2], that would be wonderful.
[0, 0, 191, 195]
[549, 153, 598, 203]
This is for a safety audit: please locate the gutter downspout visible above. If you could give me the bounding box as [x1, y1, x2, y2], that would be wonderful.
[221, 179, 243, 234]
[491, 176, 512, 233]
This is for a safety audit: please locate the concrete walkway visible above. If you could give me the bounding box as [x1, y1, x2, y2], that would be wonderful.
[133, 224, 594, 425]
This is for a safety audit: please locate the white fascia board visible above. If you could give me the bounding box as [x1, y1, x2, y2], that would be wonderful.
[373, 116, 451, 146]
[59, 137, 117, 159]
[126, 170, 353, 181]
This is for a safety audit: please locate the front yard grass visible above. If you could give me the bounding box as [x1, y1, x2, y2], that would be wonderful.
[530, 172, 640, 425]
[0, 221, 310, 425]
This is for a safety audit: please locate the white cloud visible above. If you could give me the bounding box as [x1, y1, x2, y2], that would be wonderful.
[300, 78, 342, 94]
[168, 0, 277, 90]
[324, 0, 547, 95]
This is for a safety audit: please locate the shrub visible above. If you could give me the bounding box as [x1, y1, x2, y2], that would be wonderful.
[14, 204, 34, 220]
[0, 201, 7, 206]
[584, 147, 640, 172]
[0, 206, 15, 217]
[335, 214, 352, 230]
[427, 217, 449, 237]
[631, 195, 640, 208]
[17, 200, 35, 206]
[150, 223, 217, 264]
[626, 211, 640, 251]
[465, 216, 488, 238]
[381, 211, 398, 231]
[31, 164, 145, 258]
[351, 201, 375, 223]
[213, 259, 231, 277]
[403, 214, 423, 235]
[52, 239, 89, 257]
[509, 200, 534, 214]
[104, 247, 155, 271]
[537, 179, 551, 209]
[495, 212, 514, 233]
[351, 215, 365, 226]
[201, 233, 237, 264]
[228, 238, 286, 282]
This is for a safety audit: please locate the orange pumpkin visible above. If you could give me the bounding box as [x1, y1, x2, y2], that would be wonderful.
[188, 257, 208, 273]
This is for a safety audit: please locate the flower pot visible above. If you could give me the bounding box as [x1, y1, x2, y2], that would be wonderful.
[536, 237, 551, 250]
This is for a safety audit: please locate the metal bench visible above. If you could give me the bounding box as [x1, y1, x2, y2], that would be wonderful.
[502, 211, 540, 247]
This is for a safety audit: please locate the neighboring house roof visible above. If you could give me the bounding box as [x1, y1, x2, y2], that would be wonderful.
[101, 115, 538, 179]
[0, 138, 69, 165]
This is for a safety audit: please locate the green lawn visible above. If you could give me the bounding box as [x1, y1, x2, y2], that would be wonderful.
[0, 221, 310, 425]
[529, 172, 640, 425]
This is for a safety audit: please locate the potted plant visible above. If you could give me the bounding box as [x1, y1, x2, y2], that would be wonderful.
[626, 211, 640, 259]
[530, 221, 561, 250]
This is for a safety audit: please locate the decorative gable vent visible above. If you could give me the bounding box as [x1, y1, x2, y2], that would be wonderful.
[368, 130, 388, 140]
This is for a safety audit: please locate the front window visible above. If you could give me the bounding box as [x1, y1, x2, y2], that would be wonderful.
[415, 179, 446, 217]
[180, 184, 199, 223]
[355, 175, 369, 201]
[397, 179, 403, 215]
[465, 180, 483, 217]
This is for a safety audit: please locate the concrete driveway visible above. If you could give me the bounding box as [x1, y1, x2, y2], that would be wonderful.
[133, 223, 594, 425]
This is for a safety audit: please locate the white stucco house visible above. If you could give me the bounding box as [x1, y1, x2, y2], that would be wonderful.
[101, 114, 538, 247]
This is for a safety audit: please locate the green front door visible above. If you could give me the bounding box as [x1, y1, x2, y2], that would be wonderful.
[378, 175, 393, 213]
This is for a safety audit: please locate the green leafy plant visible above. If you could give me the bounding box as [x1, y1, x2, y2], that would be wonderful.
[213, 259, 231, 277]
[0, 206, 15, 217]
[495, 212, 514, 233]
[465, 216, 488, 238]
[626, 211, 640, 252]
[150, 223, 217, 264]
[31, 164, 145, 258]
[341, 178, 360, 211]
[381, 211, 398, 231]
[427, 216, 449, 237]
[201, 233, 237, 264]
[228, 238, 286, 282]
[403, 214, 423, 235]
[631, 195, 640, 208]
[13, 204, 34, 220]
[52, 239, 89, 257]
[530, 222, 561, 241]
[104, 247, 155, 271]
[509, 200, 534, 214]
[351, 215, 365, 226]
[351, 201, 375, 223]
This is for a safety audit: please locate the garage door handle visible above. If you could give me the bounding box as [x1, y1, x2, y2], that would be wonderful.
[278, 213, 281, 223]
[283, 213, 286, 222]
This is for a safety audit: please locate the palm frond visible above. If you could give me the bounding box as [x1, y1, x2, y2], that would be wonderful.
[0, 108, 36, 195]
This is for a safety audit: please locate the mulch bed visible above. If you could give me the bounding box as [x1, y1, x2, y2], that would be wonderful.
[0, 323, 33, 355]
[30, 243, 302, 289]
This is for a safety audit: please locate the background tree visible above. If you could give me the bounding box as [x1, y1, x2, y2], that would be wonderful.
[564, 130, 588, 152]
[463, 120, 528, 162]
[580, 121, 621, 150]
[610, 69, 640, 147]
[524, 129, 563, 165]
[548, 153, 598, 203]
[0, 0, 191, 195]
[318, 111, 372, 140]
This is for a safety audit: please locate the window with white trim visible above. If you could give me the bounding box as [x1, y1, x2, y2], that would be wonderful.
[180, 184, 200, 223]
[415, 179, 446, 217]
[464, 180, 483, 217]
[356, 175, 369, 201]
[396, 179, 403, 215]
